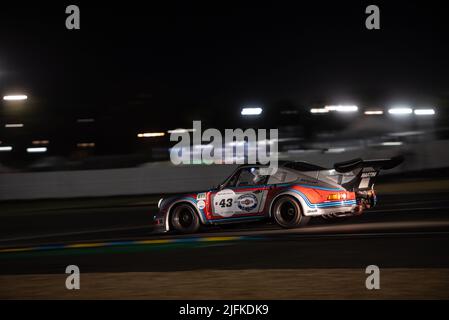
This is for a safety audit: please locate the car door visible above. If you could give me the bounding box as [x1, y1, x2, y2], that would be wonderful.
[211, 167, 269, 219]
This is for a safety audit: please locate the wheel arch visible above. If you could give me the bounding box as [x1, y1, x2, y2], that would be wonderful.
[165, 198, 206, 231]
[269, 190, 307, 218]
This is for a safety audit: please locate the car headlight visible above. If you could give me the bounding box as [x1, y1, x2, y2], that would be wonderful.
[158, 198, 164, 209]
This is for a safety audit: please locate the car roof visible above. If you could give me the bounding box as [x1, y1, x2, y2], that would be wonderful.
[282, 161, 327, 171]
[236, 161, 327, 172]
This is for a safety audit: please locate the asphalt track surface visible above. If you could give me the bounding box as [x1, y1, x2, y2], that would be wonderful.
[1, 192, 449, 275]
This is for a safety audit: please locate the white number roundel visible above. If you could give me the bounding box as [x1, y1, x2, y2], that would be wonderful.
[213, 189, 237, 217]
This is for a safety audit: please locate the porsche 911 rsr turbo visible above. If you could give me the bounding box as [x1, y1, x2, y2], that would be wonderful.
[153, 157, 403, 233]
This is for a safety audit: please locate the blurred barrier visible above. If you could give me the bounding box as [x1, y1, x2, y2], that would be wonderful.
[1, 140, 449, 201]
[0, 163, 238, 201]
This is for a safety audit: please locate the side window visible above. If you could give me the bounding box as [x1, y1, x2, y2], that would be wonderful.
[267, 169, 287, 184]
[284, 171, 300, 183]
[267, 169, 298, 184]
[227, 167, 268, 187]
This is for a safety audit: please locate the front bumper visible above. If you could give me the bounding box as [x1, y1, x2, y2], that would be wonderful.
[150, 212, 167, 231]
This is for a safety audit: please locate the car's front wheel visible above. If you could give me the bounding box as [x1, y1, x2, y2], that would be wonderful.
[272, 196, 309, 228]
[170, 203, 201, 233]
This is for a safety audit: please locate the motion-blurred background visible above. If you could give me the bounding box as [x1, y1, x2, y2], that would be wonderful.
[1, 1, 448, 200]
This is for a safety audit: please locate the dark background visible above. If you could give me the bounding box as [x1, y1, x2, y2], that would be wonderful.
[0, 0, 448, 165]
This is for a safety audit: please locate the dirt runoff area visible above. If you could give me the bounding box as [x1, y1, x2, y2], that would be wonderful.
[1, 268, 449, 299]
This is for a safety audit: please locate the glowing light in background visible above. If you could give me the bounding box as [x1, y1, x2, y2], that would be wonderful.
[388, 107, 413, 115]
[414, 109, 435, 116]
[167, 128, 196, 134]
[32, 140, 50, 145]
[364, 110, 384, 115]
[77, 142, 95, 148]
[310, 108, 329, 114]
[27, 147, 47, 153]
[324, 105, 358, 112]
[3, 95, 28, 101]
[241, 107, 263, 116]
[325, 148, 346, 153]
[0, 146, 13, 152]
[137, 132, 166, 138]
[5, 123, 24, 128]
[381, 141, 403, 146]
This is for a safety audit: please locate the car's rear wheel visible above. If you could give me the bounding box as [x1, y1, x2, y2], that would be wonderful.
[272, 196, 309, 228]
[170, 203, 200, 233]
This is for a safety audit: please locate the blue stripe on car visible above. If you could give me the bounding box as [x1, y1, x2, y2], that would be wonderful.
[295, 184, 344, 191]
[227, 183, 343, 191]
[287, 188, 356, 209]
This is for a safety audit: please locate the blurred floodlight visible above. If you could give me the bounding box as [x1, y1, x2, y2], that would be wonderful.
[27, 147, 47, 153]
[241, 107, 263, 116]
[3, 95, 28, 101]
[364, 110, 384, 115]
[310, 108, 329, 114]
[77, 142, 95, 148]
[388, 107, 412, 115]
[77, 118, 95, 123]
[5, 123, 24, 128]
[381, 141, 403, 146]
[0, 146, 13, 152]
[414, 109, 435, 116]
[137, 132, 166, 138]
[325, 105, 358, 112]
[32, 140, 49, 145]
[326, 147, 346, 153]
[167, 128, 196, 134]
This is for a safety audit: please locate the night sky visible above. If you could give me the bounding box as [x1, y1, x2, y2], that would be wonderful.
[0, 1, 448, 156]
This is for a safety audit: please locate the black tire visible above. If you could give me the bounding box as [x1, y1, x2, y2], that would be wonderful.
[272, 196, 309, 228]
[170, 203, 201, 233]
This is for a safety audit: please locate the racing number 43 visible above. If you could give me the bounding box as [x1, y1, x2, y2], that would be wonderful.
[219, 198, 233, 208]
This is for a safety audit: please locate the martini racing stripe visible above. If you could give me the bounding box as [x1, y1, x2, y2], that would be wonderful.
[288, 189, 356, 208]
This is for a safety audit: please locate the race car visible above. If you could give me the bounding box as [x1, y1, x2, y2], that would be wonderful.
[154, 156, 403, 233]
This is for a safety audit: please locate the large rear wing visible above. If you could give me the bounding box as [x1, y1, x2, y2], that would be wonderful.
[334, 156, 404, 173]
[333, 156, 404, 191]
